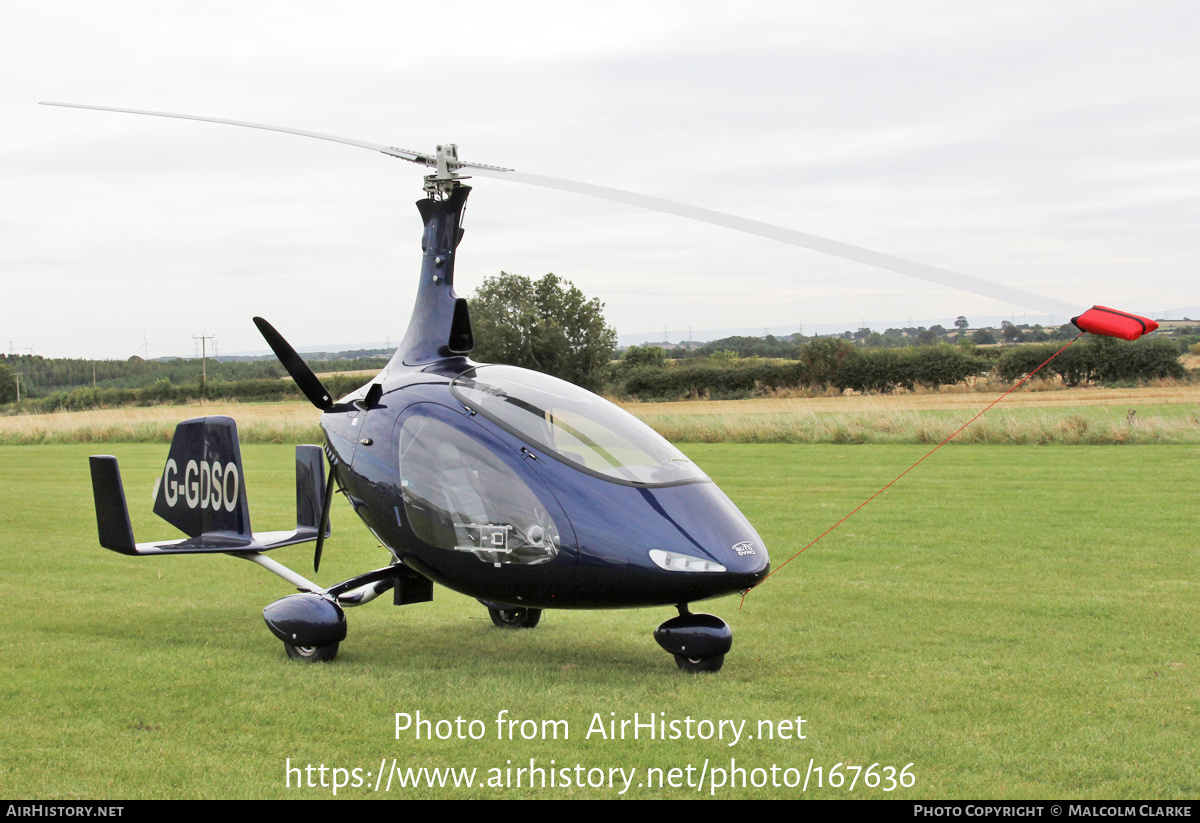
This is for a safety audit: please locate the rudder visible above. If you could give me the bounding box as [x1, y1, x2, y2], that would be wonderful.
[152, 416, 252, 539]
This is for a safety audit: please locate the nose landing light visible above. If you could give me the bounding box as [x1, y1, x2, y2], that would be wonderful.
[649, 550, 726, 573]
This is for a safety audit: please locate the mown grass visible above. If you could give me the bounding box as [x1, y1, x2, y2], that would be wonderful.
[0, 443, 1194, 799]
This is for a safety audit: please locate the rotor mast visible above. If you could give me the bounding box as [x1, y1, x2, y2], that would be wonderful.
[390, 180, 475, 366]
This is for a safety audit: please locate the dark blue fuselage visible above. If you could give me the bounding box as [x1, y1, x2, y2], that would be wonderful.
[316, 182, 767, 611]
[320, 364, 769, 610]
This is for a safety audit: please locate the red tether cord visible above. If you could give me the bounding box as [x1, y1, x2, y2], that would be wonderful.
[741, 332, 1085, 607]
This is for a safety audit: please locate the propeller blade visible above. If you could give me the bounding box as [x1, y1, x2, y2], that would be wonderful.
[313, 465, 336, 574]
[43, 101, 1082, 316]
[252, 316, 333, 411]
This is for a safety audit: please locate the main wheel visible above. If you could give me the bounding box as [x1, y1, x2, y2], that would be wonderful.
[674, 653, 724, 673]
[488, 606, 542, 629]
[284, 641, 339, 662]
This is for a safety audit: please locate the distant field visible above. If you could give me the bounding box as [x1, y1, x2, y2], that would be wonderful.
[627, 384, 1200, 415]
[0, 401, 323, 444]
[2, 385, 1196, 445]
[636, 387, 1200, 446]
[311, 368, 380, 380]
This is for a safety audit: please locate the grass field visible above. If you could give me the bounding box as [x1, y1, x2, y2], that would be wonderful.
[0, 442, 1195, 799]
[3, 384, 1199, 445]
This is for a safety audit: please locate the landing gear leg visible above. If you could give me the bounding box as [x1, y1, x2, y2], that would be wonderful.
[654, 604, 732, 673]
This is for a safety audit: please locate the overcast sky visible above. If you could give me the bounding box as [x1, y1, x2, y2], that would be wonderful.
[4, 0, 1198, 359]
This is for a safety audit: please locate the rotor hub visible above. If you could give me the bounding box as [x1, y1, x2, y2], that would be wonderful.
[423, 144, 470, 196]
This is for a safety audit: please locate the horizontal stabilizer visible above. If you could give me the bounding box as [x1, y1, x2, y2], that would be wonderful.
[126, 530, 320, 556]
[90, 426, 329, 556]
[1071, 306, 1159, 340]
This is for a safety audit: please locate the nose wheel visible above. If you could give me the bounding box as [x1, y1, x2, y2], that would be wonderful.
[284, 641, 340, 662]
[655, 607, 732, 673]
[263, 593, 347, 663]
[674, 653, 725, 673]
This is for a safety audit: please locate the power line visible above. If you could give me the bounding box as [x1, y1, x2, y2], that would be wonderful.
[193, 335, 215, 389]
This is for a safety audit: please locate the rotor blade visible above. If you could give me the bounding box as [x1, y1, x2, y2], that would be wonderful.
[41, 101, 421, 161]
[313, 466, 336, 574]
[43, 101, 1082, 316]
[252, 317, 333, 411]
[38, 102, 509, 172]
[468, 168, 1083, 318]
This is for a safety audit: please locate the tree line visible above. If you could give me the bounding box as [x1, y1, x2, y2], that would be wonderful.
[615, 337, 1186, 401]
[466, 273, 1192, 400]
[0, 351, 390, 405]
[0, 352, 284, 395]
[665, 320, 1200, 360]
[2, 272, 1194, 410]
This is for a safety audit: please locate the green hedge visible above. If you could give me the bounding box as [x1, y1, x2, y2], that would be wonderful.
[5, 338, 1187, 412]
[620, 360, 821, 401]
[996, 337, 1185, 385]
[835, 346, 993, 392]
[618, 344, 994, 399]
[615, 339, 1183, 400]
[11, 372, 379, 414]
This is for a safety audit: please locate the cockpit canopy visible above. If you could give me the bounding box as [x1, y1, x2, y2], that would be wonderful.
[451, 365, 709, 487]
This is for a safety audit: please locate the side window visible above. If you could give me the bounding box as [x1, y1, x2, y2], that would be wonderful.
[398, 409, 560, 566]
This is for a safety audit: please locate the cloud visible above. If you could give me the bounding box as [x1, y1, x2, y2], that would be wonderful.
[4, 0, 1197, 357]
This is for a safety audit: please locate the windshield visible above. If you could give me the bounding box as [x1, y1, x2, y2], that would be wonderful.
[450, 366, 709, 486]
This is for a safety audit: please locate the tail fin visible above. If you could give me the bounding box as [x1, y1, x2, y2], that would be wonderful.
[294, 444, 328, 535]
[89, 456, 137, 554]
[152, 416, 252, 539]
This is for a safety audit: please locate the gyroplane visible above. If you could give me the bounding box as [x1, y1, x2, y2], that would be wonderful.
[44, 102, 1157, 672]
